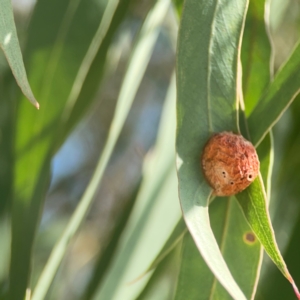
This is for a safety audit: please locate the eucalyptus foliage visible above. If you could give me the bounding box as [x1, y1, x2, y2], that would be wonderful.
[1, 0, 300, 299]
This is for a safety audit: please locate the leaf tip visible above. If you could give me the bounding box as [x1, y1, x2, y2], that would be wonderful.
[291, 280, 300, 299]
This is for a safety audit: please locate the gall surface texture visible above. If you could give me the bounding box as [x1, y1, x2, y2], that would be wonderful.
[201, 132, 259, 196]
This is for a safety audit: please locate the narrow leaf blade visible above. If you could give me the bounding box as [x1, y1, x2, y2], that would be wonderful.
[10, 0, 119, 298]
[176, 0, 249, 298]
[0, 0, 39, 108]
[209, 198, 262, 300]
[175, 198, 262, 300]
[241, 0, 272, 115]
[248, 42, 300, 146]
[236, 176, 300, 298]
[32, 3, 173, 299]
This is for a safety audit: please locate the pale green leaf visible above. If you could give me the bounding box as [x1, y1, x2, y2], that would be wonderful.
[32, 2, 172, 299]
[0, 0, 39, 108]
[10, 0, 122, 298]
[93, 72, 180, 300]
[144, 218, 186, 275]
[136, 243, 182, 300]
[176, 0, 249, 298]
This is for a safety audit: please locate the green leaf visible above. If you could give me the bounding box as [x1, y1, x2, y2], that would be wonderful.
[259, 206, 300, 299]
[132, 218, 186, 286]
[31, 2, 172, 299]
[241, 0, 272, 115]
[94, 72, 180, 300]
[10, 0, 120, 298]
[175, 198, 262, 300]
[62, 0, 133, 138]
[144, 218, 186, 275]
[248, 41, 300, 147]
[209, 199, 262, 299]
[256, 95, 300, 299]
[240, 0, 273, 195]
[236, 176, 300, 298]
[175, 231, 214, 300]
[0, 0, 39, 108]
[0, 73, 14, 214]
[148, 130, 271, 299]
[81, 180, 141, 300]
[136, 243, 182, 300]
[256, 132, 273, 199]
[172, 0, 184, 16]
[237, 5, 299, 293]
[0, 218, 10, 293]
[176, 0, 249, 298]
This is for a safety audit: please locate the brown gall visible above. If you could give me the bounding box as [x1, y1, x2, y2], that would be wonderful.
[201, 132, 259, 196]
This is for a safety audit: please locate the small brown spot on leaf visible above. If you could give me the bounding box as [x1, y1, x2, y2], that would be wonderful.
[243, 232, 256, 245]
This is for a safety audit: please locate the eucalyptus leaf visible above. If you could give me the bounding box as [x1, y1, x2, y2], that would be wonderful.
[0, 0, 39, 108]
[175, 198, 262, 300]
[136, 243, 182, 300]
[209, 198, 262, 299]
[32, 2, 174, 299]
[175, 231, 215, 300]
[140, 218, 186, 277]
[61, 0, 130, 139]
[248, 41, 300, 147]
[94, 73, 180, 300]
[256, 133, 273, 199]
[10, 0, 118, 298]
[176, 0, 249, 298]
[0, 73, 14, 214]
[241, 0, 272, 115]
[237, 2, 300, 293]
[81, 180, 141, 300]
[236, 176, 300, 298]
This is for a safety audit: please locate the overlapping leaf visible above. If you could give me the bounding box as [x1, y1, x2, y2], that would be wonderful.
[32, 2, 176, 299]
[9, 0, 128, 298]
[241, 0, 272, 115]
[93, 74, 180, 300]
[236, 2, 300, 298]
[175, 198, 262, 300]
[236, 177, 300, 298]
[176, 0, 250, 298]
[248, 41, 300, 147]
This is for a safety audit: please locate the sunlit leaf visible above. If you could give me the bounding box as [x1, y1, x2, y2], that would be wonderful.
[176, 0, 249, 298]
[136, 243, 182, 300]
[0, 0, 39, 108]
[10, 0, 121, 298]
[31, 2, 173, 299]
[144, 218, 186, 275]
[81, 180, 141, 300]
[94, 74, 179, 300]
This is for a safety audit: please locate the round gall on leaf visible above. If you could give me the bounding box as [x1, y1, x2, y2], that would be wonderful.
[201, 132, 259, 196]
